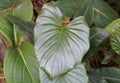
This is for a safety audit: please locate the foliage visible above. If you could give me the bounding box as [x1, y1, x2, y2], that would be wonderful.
[0, 0, 120, 83]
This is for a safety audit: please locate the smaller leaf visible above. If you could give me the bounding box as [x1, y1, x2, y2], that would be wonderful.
[105, 19, 120, 34]
[40, 64, 88, 83]
[110, 30, 120, 55]
[7, 15, 35, 43]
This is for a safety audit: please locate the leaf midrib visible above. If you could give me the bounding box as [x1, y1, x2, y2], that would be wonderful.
[17, 48, 35, 82]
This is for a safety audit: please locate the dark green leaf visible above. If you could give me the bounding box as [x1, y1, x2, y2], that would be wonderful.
[75, 0, 119, 27]
[102, 49, 116, 64]
[0, 0, 12, 10]
[7, 15, 35, 43]
[40, 64, 88, 83]
[4, 42, 40, 83]
[34, 3, 90, 78]
[0, 14, 14, 43]
[55, 0, 85, 17]
[88, 70, 108, 83]
[0, 0, 33, 45]
[95, 68, 120, 83]
[83, 28, 109, 61]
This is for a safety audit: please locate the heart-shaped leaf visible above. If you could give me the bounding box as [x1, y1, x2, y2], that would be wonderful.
[34, 3, 90, 78]
[40, 64, 88, 83]
[4, 42, 40, 83]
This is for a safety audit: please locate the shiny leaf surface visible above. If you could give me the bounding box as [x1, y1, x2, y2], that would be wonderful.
[34, 3, 90, 78]
[40, 64, 88, 83]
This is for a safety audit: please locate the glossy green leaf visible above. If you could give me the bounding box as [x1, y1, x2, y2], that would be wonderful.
[74, 0, 119, 27]
[7, 15, 35, 43]
[4, 42, 40, 83]
[34, 3, 90, 78]
[40, 64, 88, 83]
[110, 31, 120, 55]
[83, 28, 109, 60]
[55, 0, 85, 17]
[105, 19, 120, 34]
[95, 68, 120, 83]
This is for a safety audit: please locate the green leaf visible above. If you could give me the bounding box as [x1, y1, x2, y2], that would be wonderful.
[83, 28, 109, 61]
[105, 19, 120, 34]
[88, 70, 108, 83]
[95, 68, 120, 83]
[40, 64, 88, 83]
[102, 49, 116, 64]
[0, 0, 33, 45]
[110, 30, 120, 55]
[55, 0, 85, 17]
[4, 42, 40, 83]
[7, 15, 35, 43]
[0, 14, 14, 43]
[74, 0, 94, 25]
[34, 3, 90, 78]
[13, 0, 33, 20]
[0, 0, 12, 10]
[75, 0, 119, 27]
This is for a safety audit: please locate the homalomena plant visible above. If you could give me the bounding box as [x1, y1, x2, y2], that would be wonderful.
[0, 0, 120, 83]
[34, 3, 89, 83]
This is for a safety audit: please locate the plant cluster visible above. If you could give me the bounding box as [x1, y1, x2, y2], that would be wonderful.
[0, 0, 120, 83]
